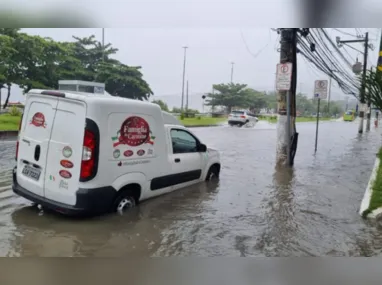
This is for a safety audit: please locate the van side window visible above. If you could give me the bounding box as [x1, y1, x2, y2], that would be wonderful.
[171, 129, 198, 154]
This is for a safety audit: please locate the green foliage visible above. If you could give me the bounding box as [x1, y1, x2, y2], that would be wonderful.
[152, 99, 169, 112]
[363, 68, 382, 110]
[364, 148, 382, 217]
[180, 113, 185, 120]
[205, 83, 256, 113]
[177, 117, 226, 127]
[0, 113, 21, 131]
[172, 107, 182, 113]
[8, 106, 22, 116]
[171, 107, 199, 117]
[0, 29, 153, 108]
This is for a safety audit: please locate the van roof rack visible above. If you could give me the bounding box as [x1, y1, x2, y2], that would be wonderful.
[58, 80, 106, 95]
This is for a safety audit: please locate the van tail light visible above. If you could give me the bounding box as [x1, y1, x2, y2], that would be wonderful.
[15, 114, 23, 161]
[80, 130, 96, 180]
[240, 115, 246, 118]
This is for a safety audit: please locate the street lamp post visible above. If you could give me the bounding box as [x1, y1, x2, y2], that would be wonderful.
[230, 62, 234, 83]
[181, 47, 188, 112]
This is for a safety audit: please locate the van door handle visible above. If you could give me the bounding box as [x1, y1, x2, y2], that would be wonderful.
[174, 158, 181, 163]
[34, 145, 41, 162]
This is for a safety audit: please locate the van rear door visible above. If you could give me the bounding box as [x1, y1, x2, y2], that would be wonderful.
[17, 94, 59, 198]
[44, 99, 86, 206]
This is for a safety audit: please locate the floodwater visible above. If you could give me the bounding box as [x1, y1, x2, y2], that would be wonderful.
[1, 120, 382, 256]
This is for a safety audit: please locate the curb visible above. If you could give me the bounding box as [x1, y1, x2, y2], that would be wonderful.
[0, 130, 18, 140]
[359, 157, 382, 219]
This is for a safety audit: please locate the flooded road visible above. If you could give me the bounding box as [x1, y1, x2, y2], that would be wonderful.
[1, 120, 382, 256]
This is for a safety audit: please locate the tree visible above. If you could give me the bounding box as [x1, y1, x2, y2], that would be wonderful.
[0, 29, 21, 109]
[0, 29, 74, 107]
[295, 93, 315, 116]
[0, 31, 154, 107]
[364, 68, 382, 110]
[172, 107, 182, 113]
[65, 36, 153, 100]
[246, 89, 268, 113]
[205, 83, 254, 113]
[152, 99, 169, 112]
[264, 92, 278, 112]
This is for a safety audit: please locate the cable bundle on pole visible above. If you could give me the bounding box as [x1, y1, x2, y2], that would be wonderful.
[296, 28, 359, 98]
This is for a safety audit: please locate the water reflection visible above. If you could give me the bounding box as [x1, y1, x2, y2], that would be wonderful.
[256, 165, 299, 256]
[8, 180, 220, 257]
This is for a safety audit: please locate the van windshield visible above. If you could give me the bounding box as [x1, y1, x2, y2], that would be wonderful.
[231, 111, 244, 115]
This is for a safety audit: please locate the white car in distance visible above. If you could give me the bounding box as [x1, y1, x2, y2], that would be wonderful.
[228, 110, 258, 127]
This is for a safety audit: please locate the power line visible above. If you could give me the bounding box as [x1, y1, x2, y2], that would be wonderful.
[332, 28, 358, 38]
[240, 29, 272, 59]
[297, 29, 359, 97]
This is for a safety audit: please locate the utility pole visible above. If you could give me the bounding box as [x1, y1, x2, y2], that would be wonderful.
[337, 32, 369, 133]
[186, 80, 189, 111]
[102, 28, 105, 62]
[327, 76, 332, 115]
[345, 96, 349, 111]
[230, 62, 234, 83]
[181, 46, 188, 112]
[364, 33, 371, 131]
[276, 28, 298, 166]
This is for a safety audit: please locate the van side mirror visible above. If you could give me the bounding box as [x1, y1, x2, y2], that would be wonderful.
[198, 143, 207, 152]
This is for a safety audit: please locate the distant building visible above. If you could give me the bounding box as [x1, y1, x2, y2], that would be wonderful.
[0, 101, 24, 109]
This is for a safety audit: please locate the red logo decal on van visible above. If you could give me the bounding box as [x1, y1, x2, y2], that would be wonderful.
[30, 112, 46, 128]
[124, 150, 134, 157]
[137, 149, 145, 156]
[60, 160, 74, 169]
[112, 116, 155, 147]
[59, 170, 72, 179]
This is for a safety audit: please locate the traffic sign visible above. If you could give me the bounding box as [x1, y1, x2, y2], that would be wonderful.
[276, 63, 293, 91]
[313, 80, 328, 99]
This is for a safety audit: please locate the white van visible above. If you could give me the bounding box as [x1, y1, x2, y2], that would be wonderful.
[13, 89, 221, 216]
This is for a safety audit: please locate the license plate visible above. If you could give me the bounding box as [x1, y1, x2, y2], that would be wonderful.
[22, 165, 41, 181]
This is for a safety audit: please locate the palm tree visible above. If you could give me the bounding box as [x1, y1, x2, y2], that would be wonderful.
[363, 68, 382, 111]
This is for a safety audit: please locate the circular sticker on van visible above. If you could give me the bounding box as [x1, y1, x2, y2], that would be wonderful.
[124, 150, 134, 157]
[120, 116, 150, 147]
[60, 160, 74, 169]
[62, 146, 72, 158]
[113, 149, 121, 159]
[30, 112, 46, 128]
[137, 149, 145, 156]
[59, 170, 72, 179]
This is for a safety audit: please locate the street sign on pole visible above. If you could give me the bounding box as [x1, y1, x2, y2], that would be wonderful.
[276, 63, 293, 91]
[313, 80, 328, 99]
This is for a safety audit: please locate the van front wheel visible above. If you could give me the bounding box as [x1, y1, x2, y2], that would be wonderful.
[206, 165, 220, 181]
[113, 191, 137, 214]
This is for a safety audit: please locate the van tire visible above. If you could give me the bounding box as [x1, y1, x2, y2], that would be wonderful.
[206, 164, 220, 181]
[112, 189, 138, 214]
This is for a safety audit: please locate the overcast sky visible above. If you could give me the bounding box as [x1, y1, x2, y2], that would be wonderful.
[3, 28, 381, 111]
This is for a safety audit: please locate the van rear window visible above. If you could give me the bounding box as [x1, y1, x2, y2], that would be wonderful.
[231, 111, 244, 115]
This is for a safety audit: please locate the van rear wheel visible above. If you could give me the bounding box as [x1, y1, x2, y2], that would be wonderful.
[112, 191, 137, 214]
